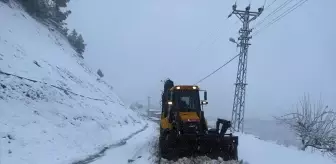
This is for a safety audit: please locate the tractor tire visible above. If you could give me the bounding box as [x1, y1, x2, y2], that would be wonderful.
[159, 131, 179, 161]
[159, 131, 169, 159]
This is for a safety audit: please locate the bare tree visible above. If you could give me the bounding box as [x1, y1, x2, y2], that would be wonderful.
[275, 94, 336, 156]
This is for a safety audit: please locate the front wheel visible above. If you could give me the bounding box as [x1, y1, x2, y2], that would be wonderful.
[159, 131, 179, 161]
[159, 131, 169, 157]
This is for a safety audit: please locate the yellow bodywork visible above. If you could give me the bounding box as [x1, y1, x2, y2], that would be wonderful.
[160, 117, 171, 129]
[179, 112, 200, 121]
[160, 112, 201, 130]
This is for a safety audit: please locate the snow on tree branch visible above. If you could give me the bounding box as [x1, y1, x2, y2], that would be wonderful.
[274, 94, 336, 157]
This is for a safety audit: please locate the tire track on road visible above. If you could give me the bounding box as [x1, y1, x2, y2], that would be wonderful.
[71, 123, 149, 164]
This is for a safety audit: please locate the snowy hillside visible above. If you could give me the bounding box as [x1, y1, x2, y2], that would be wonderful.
[0, 2, 147, 164]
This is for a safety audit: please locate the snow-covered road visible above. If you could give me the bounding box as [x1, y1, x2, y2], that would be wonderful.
[85, 121, 242, 164]
[90, 121, 159, 164]
[70, 123, 151, 164]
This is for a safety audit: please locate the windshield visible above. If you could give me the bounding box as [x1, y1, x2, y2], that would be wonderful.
[173, 90, 201, 112]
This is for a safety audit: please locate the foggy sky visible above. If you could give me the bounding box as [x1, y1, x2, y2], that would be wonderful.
[66, 0, 336, 120]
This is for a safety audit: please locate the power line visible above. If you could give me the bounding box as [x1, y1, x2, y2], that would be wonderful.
[265, 0, 277, 10]
[252, 0, 308, 36]
[192, 16, 231, 56]
[254, 0, 293, 28]
[195, 53, 241, 85]
[253, 0, 294, 28]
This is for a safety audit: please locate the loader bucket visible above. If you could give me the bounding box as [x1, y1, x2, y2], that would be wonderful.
[198, 133, 238, 161]
[159, 118, 238, 161]
[159, 133, 238, 161]
[198, 118, 238, 160]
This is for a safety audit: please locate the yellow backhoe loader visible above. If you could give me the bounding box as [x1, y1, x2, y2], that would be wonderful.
[159, 79, 238, 161]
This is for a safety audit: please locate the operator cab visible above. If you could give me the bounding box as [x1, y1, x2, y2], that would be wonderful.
[173, 88, 199, 112]
[167, 85, 208, 112]
[166, 85, 209, 134]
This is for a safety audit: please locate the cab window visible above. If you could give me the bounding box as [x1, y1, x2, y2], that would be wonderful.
[173, 90, 200, 112]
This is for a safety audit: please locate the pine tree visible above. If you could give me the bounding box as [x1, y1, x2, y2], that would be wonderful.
[20, 0, 51, 18]
[75, 34, 85, 54]
[52, 8, 71, 24]
[60, 26, 69, 36]
[53, 0, 70, 8]
[19, 0, 72, 25]
[17, 0, 88, 56]
[68, 29, 78, 45]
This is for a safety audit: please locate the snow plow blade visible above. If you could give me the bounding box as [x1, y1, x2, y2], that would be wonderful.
[159, 118, 238, 161]
[198, 132, 238, 160]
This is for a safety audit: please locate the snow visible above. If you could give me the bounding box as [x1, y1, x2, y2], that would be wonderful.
[150, 117, 160, 121]
[82, 122, 241, 164]
[236, 132, 335, 164]
[149, 109, 160, 112]
[0, 1, 147, 164]
[159, 157, 239, 164]
[0, 2, 121, 105]
[74, 121, 335, 164]
[89, 121, 158, 164]
[0, 1, 334, 164]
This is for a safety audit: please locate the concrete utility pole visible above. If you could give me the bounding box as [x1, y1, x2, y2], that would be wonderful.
[147, 96, 151, 117]
[228, 3, 263, 132]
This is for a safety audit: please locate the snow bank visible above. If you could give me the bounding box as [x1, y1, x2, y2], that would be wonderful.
[157, 132, 335, 164]
[0, 2, 146, 164]
[236, 132, 335, 164]
[67, 119, 334, 164]
[159, 157, 239, 164]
